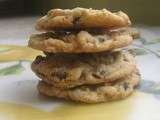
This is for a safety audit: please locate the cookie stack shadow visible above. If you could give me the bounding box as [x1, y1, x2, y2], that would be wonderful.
[28, 8, 141, 103]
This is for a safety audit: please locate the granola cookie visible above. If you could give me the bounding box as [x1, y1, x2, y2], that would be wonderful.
[38, 70, 140, 103]
[32, 51, 136, 89]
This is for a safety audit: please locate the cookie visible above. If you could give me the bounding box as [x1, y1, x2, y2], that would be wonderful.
[32, 51, 136, 89]
[38, 70, 140, 103]
[28, 28, 137, 53]
[35, 7, 131, 31]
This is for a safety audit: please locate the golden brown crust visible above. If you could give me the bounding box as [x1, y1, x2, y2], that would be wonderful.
[35, 7, 131, 31]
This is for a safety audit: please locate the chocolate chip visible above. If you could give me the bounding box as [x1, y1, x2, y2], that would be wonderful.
[92, 68, 107, 79]
[92, 73, 101, 79]
[34, 56, 44, 64]
[100, 70, 106, 75]
[73, 17, 80, 27]
[54, 30, 68, 36]
[89, 84, 104, 91]
[98, 37, 105, 42]
[79, 70, 86, 80]
[123, 82, 129, 90]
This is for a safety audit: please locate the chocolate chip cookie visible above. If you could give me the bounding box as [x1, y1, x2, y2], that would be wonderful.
[32, 50, 136, 89]
[38, 70, 140, 103]
[35, 7, 131, 31]
[28, 27, 138, 53]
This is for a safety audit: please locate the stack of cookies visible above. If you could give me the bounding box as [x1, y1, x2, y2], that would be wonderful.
[29, 8, 140, 103]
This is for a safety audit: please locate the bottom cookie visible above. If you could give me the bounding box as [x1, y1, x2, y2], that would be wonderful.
[38, 70, 140, 103]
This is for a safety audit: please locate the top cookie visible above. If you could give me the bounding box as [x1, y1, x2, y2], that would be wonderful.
[36, 7, 131, 31]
